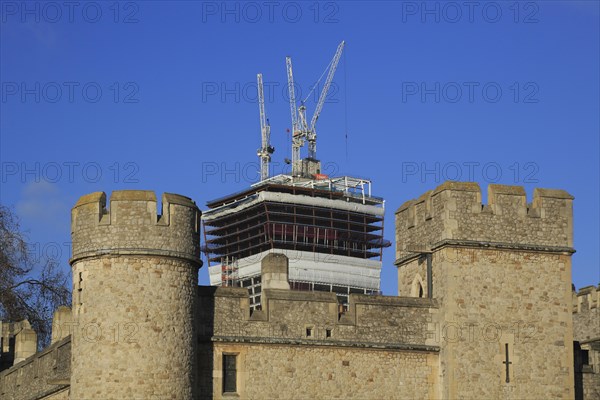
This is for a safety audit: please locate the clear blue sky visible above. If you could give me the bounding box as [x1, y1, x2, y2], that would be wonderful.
[1, 1, 598, 293]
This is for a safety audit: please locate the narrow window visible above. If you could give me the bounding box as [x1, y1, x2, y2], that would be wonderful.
[223, 354, 237, 393]
[411, 275, 425, 298]
[582, 350, 589, 365]
[326, 329, 332, 338]
[306, 327, 313, 337]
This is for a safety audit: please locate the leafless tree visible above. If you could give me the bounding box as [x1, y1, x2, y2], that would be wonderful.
[0, 205, 71, 349]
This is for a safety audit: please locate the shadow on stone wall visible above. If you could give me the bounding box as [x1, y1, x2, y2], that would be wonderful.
[197, 286, 216, 397]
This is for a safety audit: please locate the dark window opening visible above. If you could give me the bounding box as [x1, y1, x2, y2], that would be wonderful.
[418, 284, 424, 298]
[326, 329, 332, 338]
[306, 327, 313, 337]
[332, 286, 347, 294]
[582, 350, 589, 365]
[223, 354, 237, 393]
[314, 283, 330, 292]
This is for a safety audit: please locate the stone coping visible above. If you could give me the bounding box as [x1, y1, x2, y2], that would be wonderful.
[395, 239, 575, 266]
[70, 249, 203, 267]
[0, 335, 71, 378]
[197, 286, 439, 309]
[210, 335, 440, 352]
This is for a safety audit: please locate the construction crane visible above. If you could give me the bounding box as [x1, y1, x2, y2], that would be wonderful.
[286, 57, 304, 173]
[256, 73, 273, 181]
[286, 41, 345, 176]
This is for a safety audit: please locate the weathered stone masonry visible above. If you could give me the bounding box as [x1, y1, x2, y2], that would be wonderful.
[1, 184, 597, 400]
[196, 254, 440, 399]
[69, 191, 202, 400]
[0, 336, 70, 400]
[395, 182, 575, 399]
[573, 285, 600, 400]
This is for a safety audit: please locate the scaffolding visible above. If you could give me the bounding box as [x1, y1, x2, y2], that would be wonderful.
[252, 174, 379, 205]
[202, 175, 389, 300]
[220, 256, 239, 287]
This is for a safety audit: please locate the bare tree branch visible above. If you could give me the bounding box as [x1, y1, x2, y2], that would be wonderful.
[0, 205, 71, 349]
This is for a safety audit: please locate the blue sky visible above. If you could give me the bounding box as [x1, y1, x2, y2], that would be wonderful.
[1, 1, 598, 293]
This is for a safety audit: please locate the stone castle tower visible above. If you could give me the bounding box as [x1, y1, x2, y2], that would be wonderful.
[69, 191, 201, 399]
[1, 183, 595, 400]
[395, 182, 575, 399]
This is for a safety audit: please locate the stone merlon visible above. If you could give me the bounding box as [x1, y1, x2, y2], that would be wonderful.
[70, 190, 202, 267]
[395, 182, 574, 263]
[573, 285, 600, 314]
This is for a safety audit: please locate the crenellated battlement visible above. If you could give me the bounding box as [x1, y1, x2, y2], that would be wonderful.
[395, 181, 574, 262]
[573, 285, 600, 314]
[572, 284, 600, 342]
[197, 284, 439, 350]
[70, 190, 202, 266]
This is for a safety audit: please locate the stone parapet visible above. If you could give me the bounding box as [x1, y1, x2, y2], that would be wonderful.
[395, 182, 574, 262]
[70, 190, 201, 266]
[574, 285, 600, 313]
[0, 336, 70, 400]
[197, 285, 439, 349]
[573, 285, 600, 342]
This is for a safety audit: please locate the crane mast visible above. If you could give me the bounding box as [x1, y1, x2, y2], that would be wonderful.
[286, 57, 304, 176]
[286, 57, 299, 134]
[256, 73, 273, 181]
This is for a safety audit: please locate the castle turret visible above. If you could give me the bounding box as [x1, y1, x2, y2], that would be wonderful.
[69, 190, 201, 399]
[395, 182, 575, 399]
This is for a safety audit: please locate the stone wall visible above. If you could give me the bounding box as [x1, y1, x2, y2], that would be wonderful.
[1, 320, 37, 370]
[211, 342, 438, 400]
[576, 339, 600, 400]
[69, 190, 201, 399]
[0, 336, 70, 400]
[1, 183, 587, 399]
[573, 285, 600, 342]
[197, 284, 439, 398]
[396, 182, 575, 399]
[436, 248, 573, 399]
[198, 286, 438, 348]
[573, 285, 600, 399]
[582, 370, 600, 400]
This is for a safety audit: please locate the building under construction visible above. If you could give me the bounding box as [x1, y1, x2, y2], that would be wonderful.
[202, 41, 389, 308]
[202, 174, 387, 308]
